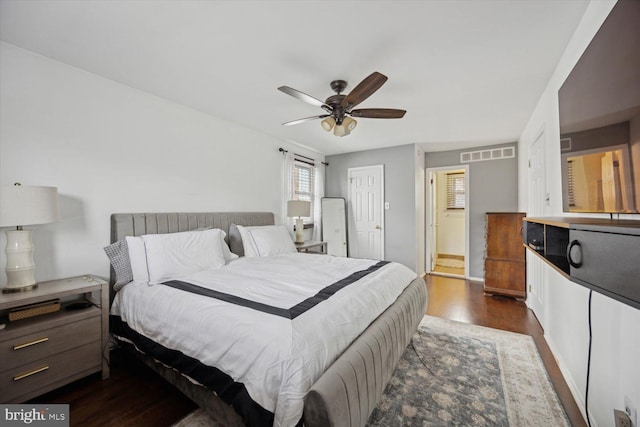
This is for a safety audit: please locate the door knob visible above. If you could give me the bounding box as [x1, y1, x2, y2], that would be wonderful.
[375, 225, 381, 230]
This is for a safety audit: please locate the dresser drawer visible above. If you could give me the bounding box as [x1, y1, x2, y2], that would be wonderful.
[484, 259, 526, 297]
[0, 314, 100, 373]
[0, 340, 101, 403]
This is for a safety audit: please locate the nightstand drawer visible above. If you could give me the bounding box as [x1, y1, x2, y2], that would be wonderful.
[295, 241, 327, 254]
[0, 340, 101, 403]
[0, 314, 101, 372]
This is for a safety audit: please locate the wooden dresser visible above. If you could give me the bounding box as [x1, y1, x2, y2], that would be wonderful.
[0, 276, 109, 403]
[484, 212, 526, 299]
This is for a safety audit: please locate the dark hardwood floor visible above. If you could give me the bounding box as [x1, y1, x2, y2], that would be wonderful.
[426, 273, 586, 427]
[29, 274, 586, 426]
[30, 349, 197, 426]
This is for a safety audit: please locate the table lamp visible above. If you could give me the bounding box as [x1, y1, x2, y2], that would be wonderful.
[287, 200, 310, 244]
[0, 183, 59, 293]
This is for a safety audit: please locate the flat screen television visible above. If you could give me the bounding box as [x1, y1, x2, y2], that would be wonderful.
[558, 0, 640, 214]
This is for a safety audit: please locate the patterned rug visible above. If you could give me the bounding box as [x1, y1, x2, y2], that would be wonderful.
[174, 316, 569, 427]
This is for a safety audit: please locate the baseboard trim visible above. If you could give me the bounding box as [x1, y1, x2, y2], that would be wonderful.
[437, 253, 465, 261]
[545, 334, 590, 426]
[429, 272, 464, 279]
[468, 276, 484, 283]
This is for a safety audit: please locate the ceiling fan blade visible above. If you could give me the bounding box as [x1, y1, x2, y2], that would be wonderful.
[282, 115, 329, 126]
[278, 86, 330, 109]
[341, 72, 388, 109]
[350, 108, 406, 119]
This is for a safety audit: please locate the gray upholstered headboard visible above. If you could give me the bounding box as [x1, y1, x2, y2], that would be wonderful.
[109, 212, 275, 299]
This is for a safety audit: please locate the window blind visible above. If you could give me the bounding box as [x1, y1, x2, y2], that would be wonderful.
[567, 160, 575, 207]
[446, 173, 465, 209]
[293, 160, 315, 223]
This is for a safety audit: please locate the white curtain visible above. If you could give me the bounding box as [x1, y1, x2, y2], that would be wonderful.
[282, 151, 295, 234]
[313, 163, 325, 241]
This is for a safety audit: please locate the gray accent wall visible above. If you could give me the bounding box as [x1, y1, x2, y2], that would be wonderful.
[425, 142, 519, 279]
[325, 144, 417, 272]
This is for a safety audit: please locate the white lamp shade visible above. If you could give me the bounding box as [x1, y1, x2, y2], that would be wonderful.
[0, 185, 59, 227]
[287, 200, 311, 217]
[333, 124, 349, 137]
[321, 116, 335, 132]
[343, 116, 358, 131]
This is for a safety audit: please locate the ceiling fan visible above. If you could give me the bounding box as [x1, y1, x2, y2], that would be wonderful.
[278, 72, 406, 137]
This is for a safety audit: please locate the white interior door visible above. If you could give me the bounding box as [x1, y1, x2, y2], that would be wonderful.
[527, 127, 548, 327]
[348, 165, 384, 260]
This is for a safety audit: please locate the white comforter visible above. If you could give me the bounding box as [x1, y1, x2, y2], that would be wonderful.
[111, 253, 416, 426]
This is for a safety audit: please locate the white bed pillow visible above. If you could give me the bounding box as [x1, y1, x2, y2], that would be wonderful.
[125, 236, 150, 284]
[125, 230, 235, 285]
[222, 237, 239, 263]
[193, 226, 237, 263]
[237, 225, 296, 257]
[142, 228, 227, 284]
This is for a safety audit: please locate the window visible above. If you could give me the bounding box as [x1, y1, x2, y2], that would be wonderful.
[292, 159, 315, 224]
[446, 172, 465, 209]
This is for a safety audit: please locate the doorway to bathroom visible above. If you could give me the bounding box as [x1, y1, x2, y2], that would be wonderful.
[426, 165, 469, 278]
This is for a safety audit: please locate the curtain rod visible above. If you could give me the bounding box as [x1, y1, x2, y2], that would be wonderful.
[278, 148, 329, 166]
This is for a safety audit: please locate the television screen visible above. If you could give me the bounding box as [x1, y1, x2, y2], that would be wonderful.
[558, 0, 640, 214]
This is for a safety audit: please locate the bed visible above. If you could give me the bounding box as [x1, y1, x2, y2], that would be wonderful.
[108, 212, 427, 427]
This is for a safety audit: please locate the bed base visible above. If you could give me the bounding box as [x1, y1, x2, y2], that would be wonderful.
[303, 275, 426, 426]
[121, 340, 245, 426]
[109, 212, 427, 427]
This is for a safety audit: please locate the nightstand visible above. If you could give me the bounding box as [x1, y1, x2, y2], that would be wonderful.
[0, 275, 109, 403]
[295, 241, 328, 254]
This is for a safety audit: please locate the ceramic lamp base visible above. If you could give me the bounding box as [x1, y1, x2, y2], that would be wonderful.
[2, 283, 38, 293]
[294, 218, 304, 243]
[3, 229, 37, 293]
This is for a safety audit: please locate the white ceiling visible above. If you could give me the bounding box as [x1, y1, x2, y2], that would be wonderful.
[0, 0, 591, 156]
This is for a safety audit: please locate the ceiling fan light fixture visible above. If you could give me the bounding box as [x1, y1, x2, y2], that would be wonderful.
[321, 116, 335, 132]
[333, 124, 349, 137]
[279, 71, 405, 138]
[343, 116, 357, 132]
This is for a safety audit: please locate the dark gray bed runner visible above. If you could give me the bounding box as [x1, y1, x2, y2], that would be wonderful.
[162, 260, 389, 319]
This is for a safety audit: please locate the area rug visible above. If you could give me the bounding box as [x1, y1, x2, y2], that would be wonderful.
[173, 315, 569, 427]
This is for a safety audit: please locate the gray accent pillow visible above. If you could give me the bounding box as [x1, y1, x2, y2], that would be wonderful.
[104, 239, 133, 291]
[228, 223, 244, 257]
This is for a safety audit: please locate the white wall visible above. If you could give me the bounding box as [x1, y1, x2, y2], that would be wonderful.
[0, 42, 322, 287]
[426, 143, 518, 279]
[518, 1, 640, 426]
[325, 144, 419, 273]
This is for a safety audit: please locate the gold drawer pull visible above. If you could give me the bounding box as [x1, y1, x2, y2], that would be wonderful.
[13, 337, 49, 350]
[13, 365, 49, 381]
